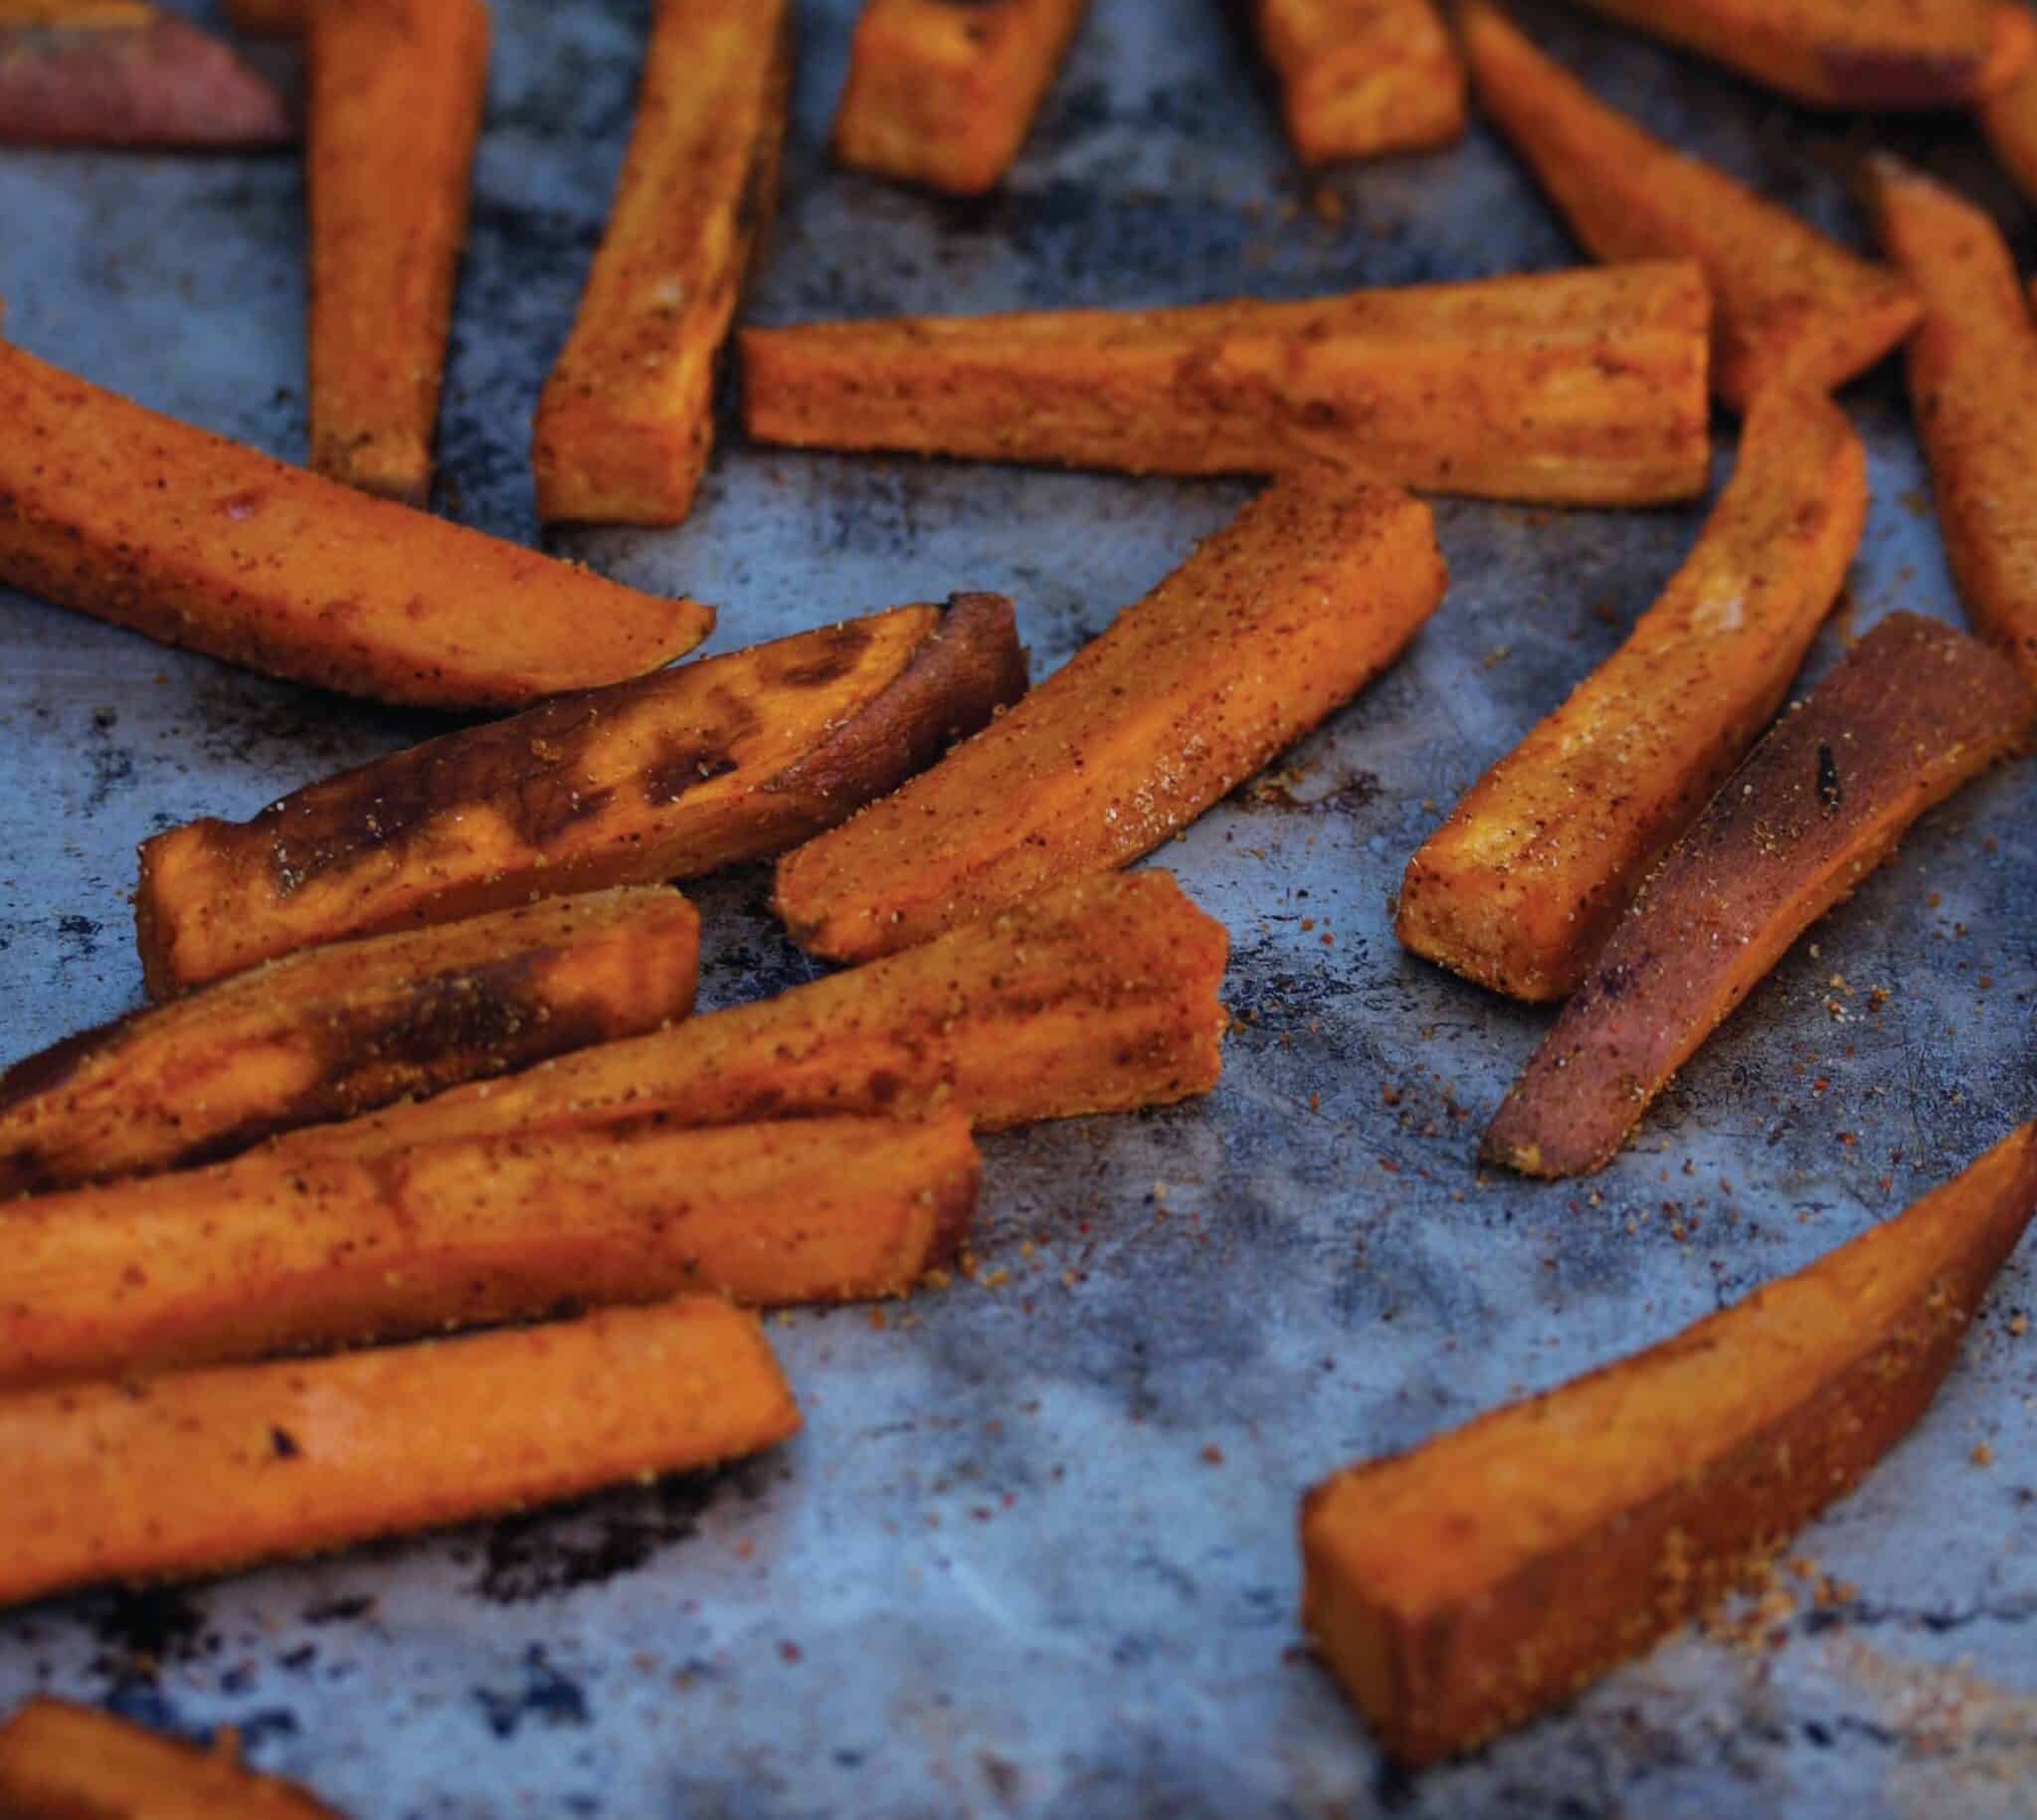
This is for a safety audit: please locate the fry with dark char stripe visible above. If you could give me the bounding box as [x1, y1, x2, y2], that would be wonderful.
[1484, 614, 2034, 1179]
[1, 886, 698, 1197]
[1253, 0, 1464, 164]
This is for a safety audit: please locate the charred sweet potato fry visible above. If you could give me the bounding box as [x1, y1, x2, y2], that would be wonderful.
[1, 886, 698, 1197]
[0, 337, 712, 708]
[1397, 388, 1866, 1004]
[307, 0, 489, 504]
[1870, 157, 2037, 692]
[1570, 0, 2031, 109]
[1460, 3, 1919, 410]
[0, 4, 291, 145]
[1253, 0, 1465, 164]
[0, 1112, 977, 1387]
[741, 262, 1713, 505]
[778, 479, 1444, 963]
[134, 595, 1024, 994]
[0, 1699, 344, 1820]
[1485, 615, 2034, 1178]
[1304, 1120, 2037, 1766]
[0, 1296, 798, 1609]
[258, 870, 1229, 1161]
[531, 0, 791, 525]
[224, 0, 305, 35]
[832, 0, 1088, 195]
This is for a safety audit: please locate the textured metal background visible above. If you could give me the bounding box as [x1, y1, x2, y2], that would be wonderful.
[1, 2, 2034, 1814]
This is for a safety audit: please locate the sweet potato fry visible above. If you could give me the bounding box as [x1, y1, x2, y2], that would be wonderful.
[1869, 157, 2037, 692]
[531, 0, 791, 525]
[1485, 614, 2034, 1178]
[1397, 388, 1866, 1004]
[1981, 53, 2037, 204]
[1303, 1120, 2037, 1766]
[777, 479, 1444, 963]
[1253, 0, 1465, 164]
[0, 337, 712, 708]
[0, 1699, 343, 1820]
[133, 595, 1024, 994]
[0, 1112, 976, 1388]
[1570, 0, 2031, 108]
[0, 1295, 798, 1608]
[1459, 3, 1919, 410]
[0, 6, 291, 145]
[224, 0, 304, 35]
[258, 870, 1228, 1161]
[1, 886, 698, 1197]
[832, 0, 1088, 195]
[740, 262, 1712, 505]
[307, 0, 489, 504]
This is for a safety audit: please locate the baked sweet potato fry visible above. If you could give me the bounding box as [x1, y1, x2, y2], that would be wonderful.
[0, 1112, 976, 1388]
[0, 336, 712, 708]
[531, 0, 790, 525]
[1485, 614, 2034, 1178]
[0, 1295, 798, 1608]
[307, 0, 489, 503]
[1397, 388, 1866, 1004]
[1870, 157, 2037, 692]
[0, 886, 698, 1197]
[0, 5, 290, 145]
[134, 595, 1024, 994]
[0, 1699, 343, 1820]
[1303, 1120, 2037, 1766]
[777, 479, 1444, 963]
[1980, 54, 2037, 205]
[832, 0, 1088, 195]
[740, 262, 1712, 505]
[224, 0, 304, 36]
[1571, 0, 2032, 108]
[260, 870, 1228, 1160]
[1459, 3, 1919, 410]
[1253, 0, 1464, 164]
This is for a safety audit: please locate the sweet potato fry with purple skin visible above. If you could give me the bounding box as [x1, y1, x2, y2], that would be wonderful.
[1484, 614, 2034, 1179]
[0, 1699, 345, 1820]
[833, 0, 1089, 196]
[776, 478, 1445, 963]
[1869, 157, 2037, 693]
[1253, 0, 1464, 163]
[0, 1111, 978, 1388]
[1459, 3, 1919, 411]
[0, 1296, 799, 1609]
[133, 595, 1024, 996]
[1397, 388, 1866, 1004]
[1570, 0, 2031, 109]
[1304, 1120, 2037, 1767]
[0, 6, 291, 145]
[0, 886, 699, 1197]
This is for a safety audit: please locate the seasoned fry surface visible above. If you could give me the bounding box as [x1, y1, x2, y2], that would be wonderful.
[1253, 0, 1464, 163]
[777, 478, 1444, 961]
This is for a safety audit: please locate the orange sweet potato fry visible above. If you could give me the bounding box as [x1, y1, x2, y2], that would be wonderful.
[0, 336, 712, 708]
[1397, 387, 1866, 1004]
[307, 0, 489, 503]
[1484, 614, 2034, 1178]
[1869, 156, 2037, 692]
[1253, 0, 1465, 164]
[832, 0, 1089, 195]
[0, 1112, 976, 1387]
[0, 1699, 344, 1819]
[0, 1295, 798, 1608]
[224, 0, 305, 35]
[777, 478, 1444, 963]
[0, 886, 698, 1197]
[1981, 51, 2037, 204]
[531, 0, 791, 525]
[1303, 1120, 2037, 1766]
[1460, 2, 1919, 410]
[1570, 0, 2031, 108]
[134, 595, 1024, 995]
[741, 262, 1713, 505]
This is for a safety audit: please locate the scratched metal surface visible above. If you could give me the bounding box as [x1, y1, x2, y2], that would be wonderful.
[1, 1, 2034, 1814]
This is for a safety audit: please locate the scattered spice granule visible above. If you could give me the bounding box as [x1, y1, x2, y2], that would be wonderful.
[868, 1308, 887, 1332]
[1201, 1445, 1225, 1466]
[1971, 1442, 1994, 1468]
[981, 1268, 1011, 1290]
[2009, 1314, 2029, 1338]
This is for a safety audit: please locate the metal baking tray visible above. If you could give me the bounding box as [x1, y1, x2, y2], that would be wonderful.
[1, 2, 2032, 1813]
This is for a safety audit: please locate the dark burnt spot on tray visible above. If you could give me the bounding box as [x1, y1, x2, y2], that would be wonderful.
[301, 1593, 376, 1626]
[471, 1645, 590, 1739]
[84, 1585, 213, 1676]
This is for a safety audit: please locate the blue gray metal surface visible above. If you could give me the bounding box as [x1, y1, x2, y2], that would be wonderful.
[1, 2, 2033, 1814]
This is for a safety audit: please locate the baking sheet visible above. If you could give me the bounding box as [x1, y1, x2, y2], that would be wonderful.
[2, 2, 2034, 1814]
